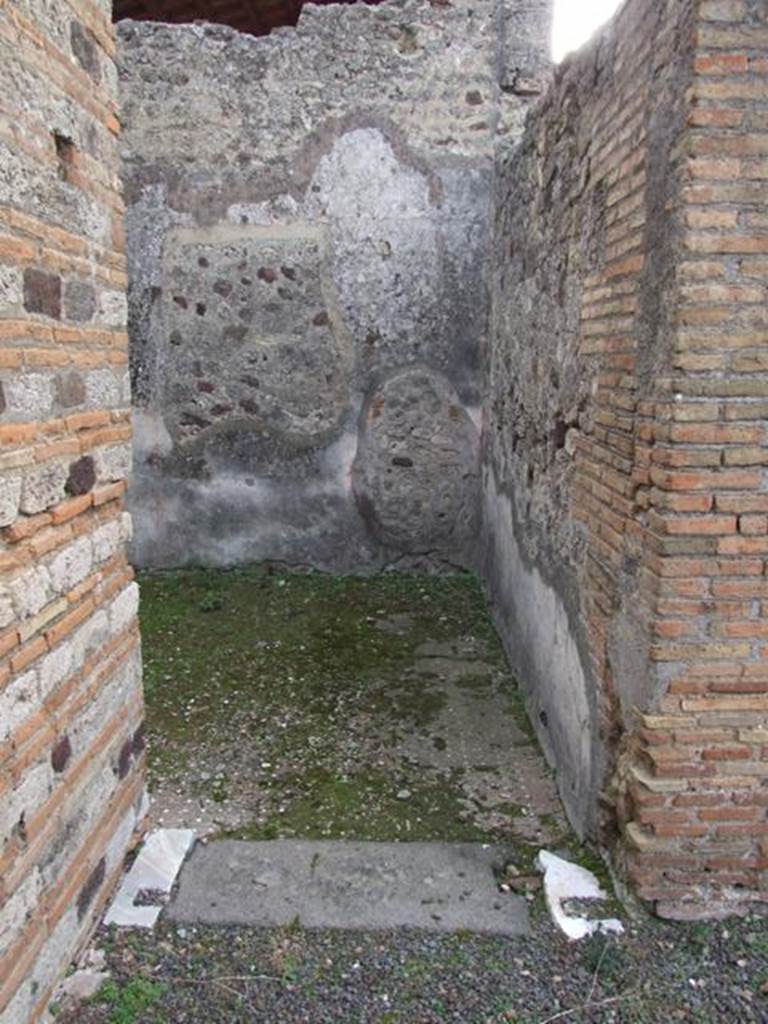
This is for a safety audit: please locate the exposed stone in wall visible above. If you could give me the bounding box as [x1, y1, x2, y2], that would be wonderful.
[484, 0, 768, 917]
[117, 0, 550, 570]
[353, 367, 480, 561]
[0, 2, 145, 1020]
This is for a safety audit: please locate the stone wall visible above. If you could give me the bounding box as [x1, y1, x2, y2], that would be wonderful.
[117, 0, 551, 571]
[0, 3, 145, 1020]
[484, 0, 768, 917]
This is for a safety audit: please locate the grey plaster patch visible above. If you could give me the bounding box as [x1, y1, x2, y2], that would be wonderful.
[128, 433, 377, 571]
[306, 128, 440, 381]
[481, 473, 598, 838]
[166, 840, 529, 935]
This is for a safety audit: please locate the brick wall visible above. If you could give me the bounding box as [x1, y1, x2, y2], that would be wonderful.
[624, 0, 768, 920]
[0, 2, 146, 1020]
[484, 0, 768, 916]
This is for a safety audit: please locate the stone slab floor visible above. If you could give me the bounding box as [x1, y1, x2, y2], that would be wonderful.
[54, 571, 768, 1023]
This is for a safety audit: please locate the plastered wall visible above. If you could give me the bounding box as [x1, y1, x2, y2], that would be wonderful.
[117, 0, 550, 571]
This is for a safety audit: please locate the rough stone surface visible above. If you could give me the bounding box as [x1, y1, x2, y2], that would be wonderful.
[117, 0, 551, 570]
[167, 840, 530, 935]
[66, 456, 96, 496]
[23, 268, 62, 319]
[353, 367, 480, 561]
[20, 461, 69, 515]
[63, 278, 97, 323]
[159, 226, 348, 453]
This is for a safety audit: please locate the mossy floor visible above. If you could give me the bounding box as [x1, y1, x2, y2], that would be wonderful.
[139, 569, 569, 852]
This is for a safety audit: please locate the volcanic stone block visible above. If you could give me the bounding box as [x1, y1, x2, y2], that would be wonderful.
[66, 455, 96, 496]
[63, 277, 97, 322]
[54, 371, 86, 409]
[23, 268, 61, 319]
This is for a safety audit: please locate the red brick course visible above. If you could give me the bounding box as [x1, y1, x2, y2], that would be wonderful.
[622, 0, 768, 919]
[508, 0, 768, 917]
[0, 1, 145, 1019]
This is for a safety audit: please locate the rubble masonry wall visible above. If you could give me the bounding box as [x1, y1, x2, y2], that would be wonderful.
[117, 0, 550, 572]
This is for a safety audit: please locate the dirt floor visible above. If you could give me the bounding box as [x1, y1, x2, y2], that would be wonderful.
[52, 569, 768, 1024]
[138, 569, 569, 853]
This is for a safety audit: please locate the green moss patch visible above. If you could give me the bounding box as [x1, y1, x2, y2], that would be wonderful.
[139, 569, 569, 847]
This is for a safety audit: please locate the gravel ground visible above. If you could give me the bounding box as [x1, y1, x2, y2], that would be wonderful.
[55, 909, 768, 1024]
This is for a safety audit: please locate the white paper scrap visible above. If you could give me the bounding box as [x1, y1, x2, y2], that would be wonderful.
[104, 828, 195, 928]
[536, 849, 624, 941]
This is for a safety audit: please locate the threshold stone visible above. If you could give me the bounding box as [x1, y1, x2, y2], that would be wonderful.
[166, 840, 530, 935]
